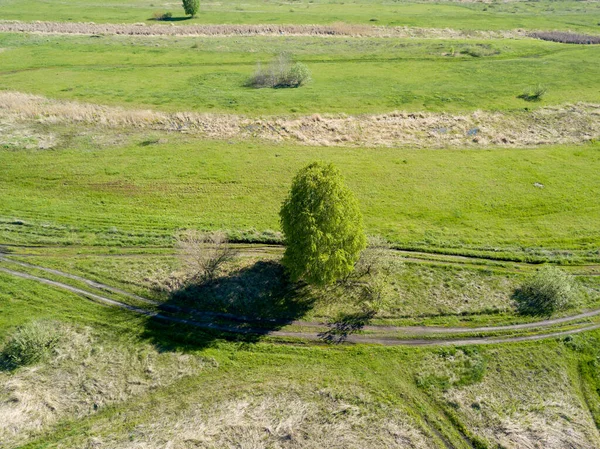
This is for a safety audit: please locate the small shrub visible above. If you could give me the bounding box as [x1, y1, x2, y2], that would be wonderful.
[182, 0, 200, 17]
[176, 230, 237, 283]
[459, 44, 499, 57]
[349, 236, 403, 313]
[247, 53, 311, 89]
[152, 11, 173, 21]
[1, 321, 62, 369]
[518, 84, 547, 102]
[515, 266, 575, 314]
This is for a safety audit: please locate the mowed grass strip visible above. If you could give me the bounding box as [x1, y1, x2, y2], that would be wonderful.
[0, 0, 599, 31]
[1, 132, 599, 254]
[0, 33, 599, 114]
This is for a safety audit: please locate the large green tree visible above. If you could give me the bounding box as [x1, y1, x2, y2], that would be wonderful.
[280, 162, 366, 285]
[182, 0, 199, 17]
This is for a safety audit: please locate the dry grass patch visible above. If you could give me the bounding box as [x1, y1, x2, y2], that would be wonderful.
[62, 393, 435, 449]
[440, 346, 600, 449]
[0, 20, 528, 40]
[0, 324, 210, 447]
[1, 92, 599, 149]
[0, 116, 57, 150]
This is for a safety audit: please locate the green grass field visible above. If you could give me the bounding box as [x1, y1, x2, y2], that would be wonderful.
[2, 0, 600, 447]
[1, 33, 599, 114]
[2, 125, 599, 259]
[1, 0, 599, 31]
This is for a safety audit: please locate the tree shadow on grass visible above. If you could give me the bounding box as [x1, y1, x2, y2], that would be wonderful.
[511, 287, 552, 317]
[148, 17, 193, 22]
[141, 261, 316, 351]
[318, 309, 376, 344]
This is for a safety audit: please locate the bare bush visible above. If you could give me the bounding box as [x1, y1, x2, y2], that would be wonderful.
[247, 53, 311, 89]
[531, 31, 600, 45]
[345, 236, 403, 313]
[176, 230, 237, 283]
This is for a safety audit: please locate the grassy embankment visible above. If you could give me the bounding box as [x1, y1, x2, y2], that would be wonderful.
[2, 246, 599, 328]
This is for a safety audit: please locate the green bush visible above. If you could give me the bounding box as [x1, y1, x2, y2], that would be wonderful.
[152, 11, 173, 20]
[182, 0, 199, 17]
[247, 54, 311, 89]
[1, 321, 62, 369]
[518, 84, 547, 102]
[280, 161, 366, 285]
[515, 266, 575, 314]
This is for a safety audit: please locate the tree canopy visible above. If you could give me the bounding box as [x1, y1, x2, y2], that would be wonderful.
[280, 162, 366, 285]
[182, 0, 199, 17]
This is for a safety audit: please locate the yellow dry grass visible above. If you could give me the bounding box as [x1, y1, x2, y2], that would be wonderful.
[0, 20, 528, 40]
[442, 348, 600, 449]
[0, 325, 208, 448]
[57, 394, 435, 449]
[1, 91, 598, 149]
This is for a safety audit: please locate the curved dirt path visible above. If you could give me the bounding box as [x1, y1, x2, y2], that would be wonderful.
[2, 264, 600, 346]
[4, 256, 600, 334]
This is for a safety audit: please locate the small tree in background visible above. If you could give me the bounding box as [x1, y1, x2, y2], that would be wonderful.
[182, 0, 199, 17]
[280, 162, 366, 286]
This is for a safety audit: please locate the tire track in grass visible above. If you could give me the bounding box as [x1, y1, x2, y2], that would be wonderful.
[2, 264, 600, 346]
[3, 255, 600, 336]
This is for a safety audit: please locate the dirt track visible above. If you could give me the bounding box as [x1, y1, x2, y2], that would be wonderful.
[2, 259, 600, 346]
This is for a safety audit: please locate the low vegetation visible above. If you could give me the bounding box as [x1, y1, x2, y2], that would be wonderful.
[518, 84, 548, 102]
[1, 320, 62, 369]
[515, 266, 576, 315]
[247, 53, 311, 89]
[151, 11, 173, 21]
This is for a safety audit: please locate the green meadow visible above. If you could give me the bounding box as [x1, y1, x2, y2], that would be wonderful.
[1, 33, 599, 114]
[1, 0, 599, 31]
[2, 129, 599, 258]
[1, 1, 600, 447]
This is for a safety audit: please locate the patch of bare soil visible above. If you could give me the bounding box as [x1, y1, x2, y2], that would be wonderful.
[1, 92, 598, 149]
[0, 20, 528, 39]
